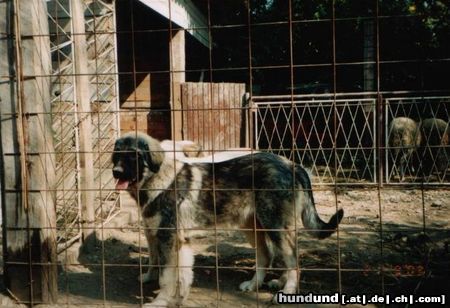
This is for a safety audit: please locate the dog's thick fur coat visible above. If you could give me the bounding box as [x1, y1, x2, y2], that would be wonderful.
[112, 132, 343, 307]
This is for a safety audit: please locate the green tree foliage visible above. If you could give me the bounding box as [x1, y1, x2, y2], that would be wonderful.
[204, 0, 449, 93]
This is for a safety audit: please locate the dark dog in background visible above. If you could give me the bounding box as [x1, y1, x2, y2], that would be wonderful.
[112, 132, 343, 307]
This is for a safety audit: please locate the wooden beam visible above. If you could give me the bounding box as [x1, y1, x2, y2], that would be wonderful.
[0, 0, 57, 303]
[71, 0, 96, 240]
[170, 30, 186, 140]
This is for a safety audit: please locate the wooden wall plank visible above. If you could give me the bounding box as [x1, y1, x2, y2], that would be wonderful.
[181, 82, 246, 152]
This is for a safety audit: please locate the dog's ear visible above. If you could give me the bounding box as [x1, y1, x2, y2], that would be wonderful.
[139, 136, 165, 173]
[112, 138, 123, 163]
[113, 138, 123, 151]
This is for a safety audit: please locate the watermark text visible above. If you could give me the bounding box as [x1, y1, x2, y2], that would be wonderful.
[276, 292, 446, 305]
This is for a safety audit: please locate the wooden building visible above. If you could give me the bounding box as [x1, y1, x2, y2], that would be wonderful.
[116, 0, 210, 141]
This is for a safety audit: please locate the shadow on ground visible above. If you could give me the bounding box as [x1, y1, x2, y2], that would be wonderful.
[55, 217, 450, 307]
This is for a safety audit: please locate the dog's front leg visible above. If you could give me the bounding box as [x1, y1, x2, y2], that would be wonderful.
[239, 228, 271, 292]
[145, 241, 194, 307]
[139, 229, 159, 284]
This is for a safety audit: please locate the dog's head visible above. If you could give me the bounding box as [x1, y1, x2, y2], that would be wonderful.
[112, 132, 164, 190]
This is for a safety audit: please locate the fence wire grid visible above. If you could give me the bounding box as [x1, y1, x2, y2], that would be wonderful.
[0, 0, 449, 307]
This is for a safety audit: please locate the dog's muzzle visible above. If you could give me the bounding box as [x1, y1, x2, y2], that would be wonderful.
[112, 166, 124, 179]
[112, 165, 132, 190]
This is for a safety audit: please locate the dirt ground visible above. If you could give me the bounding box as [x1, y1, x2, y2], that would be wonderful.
[1, 186, 450, 307]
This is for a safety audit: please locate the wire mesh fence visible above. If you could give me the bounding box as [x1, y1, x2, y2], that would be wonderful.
[0, 0, 449, 307]
[47, 0, 121, 249]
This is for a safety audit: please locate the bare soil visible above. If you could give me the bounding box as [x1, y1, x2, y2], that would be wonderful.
[1, 187, 450, 307]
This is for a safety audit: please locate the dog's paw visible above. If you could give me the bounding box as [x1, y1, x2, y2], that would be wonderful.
[143, 295, 173, 308]
[272, 294, 278, 305]
[143, 300, 169, 308]
[239, 280, 256, 292]
[267, 278, 284, 290]
[282, 285, 297, 295]
[139, 271, 158, 284]
[272, 293, 282, 305]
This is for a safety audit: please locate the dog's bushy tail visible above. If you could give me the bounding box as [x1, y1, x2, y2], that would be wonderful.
[302, 203, 344, 239]
[296, 167, 344, 239]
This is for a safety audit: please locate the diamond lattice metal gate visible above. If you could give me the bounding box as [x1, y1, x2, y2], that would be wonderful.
[385, 96, 450, 184]
[47, 0, 120, 250]
[253, 96, 377, 185]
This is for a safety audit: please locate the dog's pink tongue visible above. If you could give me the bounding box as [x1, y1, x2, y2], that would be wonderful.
[116, 180, 129, 190]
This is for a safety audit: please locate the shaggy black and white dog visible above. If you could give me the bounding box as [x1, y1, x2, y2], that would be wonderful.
[112, 132, 343, 307]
